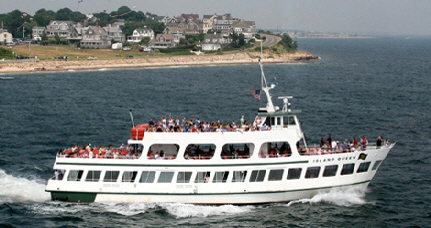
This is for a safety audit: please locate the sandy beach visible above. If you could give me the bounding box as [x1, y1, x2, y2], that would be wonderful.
[0, 52, 317, 74]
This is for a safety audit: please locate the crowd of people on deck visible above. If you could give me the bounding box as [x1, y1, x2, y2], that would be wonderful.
[310, 134, 391, 155]
[146, 116, 253, 133]
[58, 143, 143, 159]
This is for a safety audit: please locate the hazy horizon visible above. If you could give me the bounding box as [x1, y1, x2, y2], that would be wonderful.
[1, 0, 430, 36]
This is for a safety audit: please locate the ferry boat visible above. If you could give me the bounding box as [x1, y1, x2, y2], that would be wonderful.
[45, 61, 394, 204]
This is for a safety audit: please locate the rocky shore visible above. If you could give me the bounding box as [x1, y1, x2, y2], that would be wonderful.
[0, 52, 318, 74]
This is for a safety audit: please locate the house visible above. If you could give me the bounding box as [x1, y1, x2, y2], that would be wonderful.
[149, 34, 175, 49]
[201, 33, 228, 51]
[104, 24, 125, 42]
[181, 14, 199, 23]
[32, 26, 45, 40]
[232, 20, 256, 40]
[127, 27, 155, 43]
[0, 29, 13, 44]
[80, 26, 111, 48]
[202, 14, 217, 33]
[213, 14, 236, 31]
[45, 20, 75, 38]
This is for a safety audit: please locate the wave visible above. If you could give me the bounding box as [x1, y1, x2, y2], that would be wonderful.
[286, 186, 373, 207]
[0, 169, 50, 203]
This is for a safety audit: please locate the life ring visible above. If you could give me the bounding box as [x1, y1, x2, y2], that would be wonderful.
[255, 117, 262, 125]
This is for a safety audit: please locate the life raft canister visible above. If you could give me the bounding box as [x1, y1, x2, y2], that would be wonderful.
[131, 124, 149, 140]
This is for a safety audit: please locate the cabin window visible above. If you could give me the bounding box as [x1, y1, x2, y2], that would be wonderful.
[287, 168, 302, 180]
[85, 170, 101, 182]
[158, 172, 174, 183]
[341, 164, 355, 175]
[128, 144, 144, 158]
[259, 142, 291, 158]
[357, 162, 371, 173]
[184, 143, 215, 160]
[67, 170, 84, 181]
[176, 171, 193, 183]
[147, 144, 179, 160]
[249, 170, 266, 182]
[195, 171, 211, 183]
[283, 116, 296, 126]
[139, 171, 155, 183]
[122, 171, 138, 182]
[305, 167, 321, 178]
[323, 165, 338, 177]
[372, 160, 382, 171]
[221, 143, 253, 159]
[232, 171, 247, 182]
[104, 171, 120, 182]
[268, 169, 284, 181]
[213, 171, 229, 183]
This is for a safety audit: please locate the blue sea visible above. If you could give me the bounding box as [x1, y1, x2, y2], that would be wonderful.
[1, 37, 430, 227]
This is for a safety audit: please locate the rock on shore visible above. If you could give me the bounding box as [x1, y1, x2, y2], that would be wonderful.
[0, 52, 317, 74]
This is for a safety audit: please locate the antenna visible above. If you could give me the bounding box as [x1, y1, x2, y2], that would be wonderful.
[129, 109, 135, 128]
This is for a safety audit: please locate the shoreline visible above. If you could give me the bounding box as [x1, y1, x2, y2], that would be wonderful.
[0, 52, 318, 74]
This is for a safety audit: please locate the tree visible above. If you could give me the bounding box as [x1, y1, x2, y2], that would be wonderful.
[34, 9, 56, 26]
[279, 34, 297, 52]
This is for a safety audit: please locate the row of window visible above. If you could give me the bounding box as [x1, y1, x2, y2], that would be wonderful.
[62, 160, 382, 184]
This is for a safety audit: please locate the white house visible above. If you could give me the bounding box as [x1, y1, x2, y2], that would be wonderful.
[127, 27, 155, 43]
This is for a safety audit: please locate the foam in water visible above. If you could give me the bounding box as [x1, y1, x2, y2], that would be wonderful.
[0, 169, 50, 203]
[286, 187, 374, 207]
[163, 203, 254, 218]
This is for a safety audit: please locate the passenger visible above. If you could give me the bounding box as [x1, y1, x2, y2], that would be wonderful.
[353, 138, 359, 149]
[385, 138, 390, 147]
[376, 136, 383, 149]
[361, 136, 368, 150]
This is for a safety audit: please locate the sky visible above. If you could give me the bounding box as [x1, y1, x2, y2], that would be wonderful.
[1, 0, 430, 36]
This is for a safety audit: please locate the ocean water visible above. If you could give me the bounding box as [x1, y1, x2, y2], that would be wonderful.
[1, 37, 430, 227]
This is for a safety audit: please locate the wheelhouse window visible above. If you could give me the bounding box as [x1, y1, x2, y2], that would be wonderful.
[139, 171, 155, 183]
[287, 168, 302, 180]
[213, 171, 229, 183]
[67, 170, 84, 181]
[357, 162, 371, 173]
[147, 144, 179, 160]
[85, 170, 101, 182]
[372, 160, 383, 171]
[249, 170, 266, 182]
[176, 171, 192, 183]
[195, 171, 211, 183]
[323, 165, 338, 177]
[259, 142, 291, 158]
[122, 171, 138, 182]
[305, 167, 321, 178]
[221, 143, 253, 159]
[158, 171, 174, 183]
[232, 171, 247, 182]
[341, 164, 355, 175]
[104, 171, 120, 182]
[283, 116, 296, 126]
[268, 169, 284, 181]
[184, 143, 215, 160]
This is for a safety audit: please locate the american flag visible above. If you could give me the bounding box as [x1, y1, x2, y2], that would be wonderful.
[250, 89, 261, 100]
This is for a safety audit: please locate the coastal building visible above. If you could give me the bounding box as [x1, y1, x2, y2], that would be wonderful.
[127, 27, 155, 43]
[201, 33, 229, 51]
[202, 14, 217, 33]
[45, 20, 76, 38]
[104, 24, 126, 42]
[213, 14, 236, 32]
[80, 26, 111, 48]
[232, 20, 256, 40]
[149, 34, 175, 49]
[0, 29, 13, 44]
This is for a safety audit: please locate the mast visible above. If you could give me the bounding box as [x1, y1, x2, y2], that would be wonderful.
[259, 60, 277, 113]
